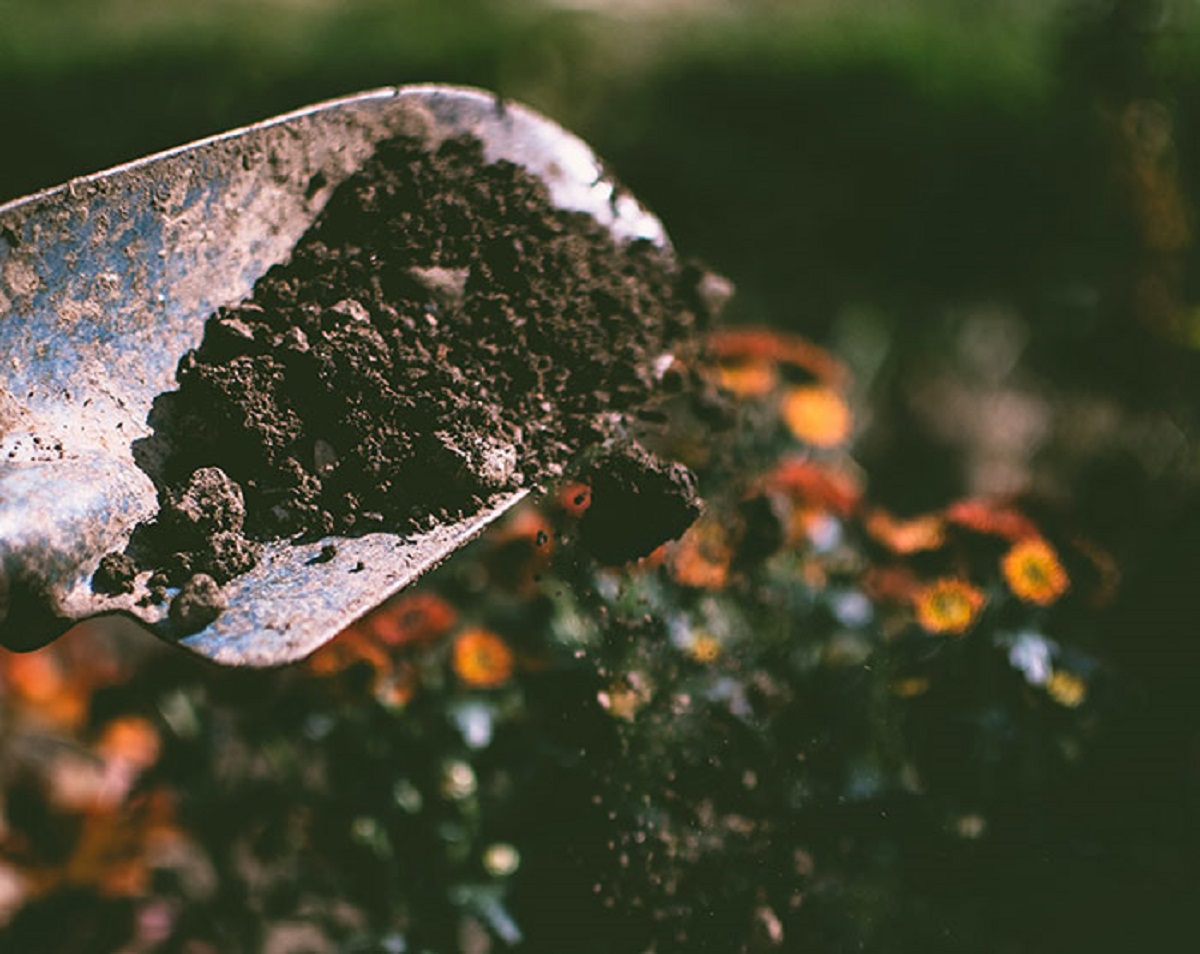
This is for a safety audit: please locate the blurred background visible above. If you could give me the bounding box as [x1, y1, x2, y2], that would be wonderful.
[3, 0, 1200, 950]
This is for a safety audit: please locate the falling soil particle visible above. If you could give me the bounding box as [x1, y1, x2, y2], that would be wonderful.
[578, 442, 701, 565]
[169, 574, 226, 635]
[100, 132, 724, 625]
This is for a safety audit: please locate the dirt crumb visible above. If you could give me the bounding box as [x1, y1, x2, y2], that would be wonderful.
[169, 574, 226, 635]
[578, 442, 701, 565]
[92, 552, 138, 595]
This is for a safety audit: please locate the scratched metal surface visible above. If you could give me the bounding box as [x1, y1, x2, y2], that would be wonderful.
[0, 84, 668, 666]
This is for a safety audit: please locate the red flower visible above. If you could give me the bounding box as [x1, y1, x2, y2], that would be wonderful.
[760, 457, 862, 518]
[557, 481, 593, 518]
[944, 499, 1039, 542]
[706, 327, 850, 387]
[366, 592, 458, 648]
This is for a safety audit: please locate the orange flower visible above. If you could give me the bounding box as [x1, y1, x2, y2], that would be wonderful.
[1002, 538, 1069, 606]
[1, 650, 87, 730]
[944, 499, 1039, 542]
[97, 716, 161, 775]
[452, 629, 515, 688]
[367, 592, 457, 648]
[913, 578, 986, 635]
[714, 359, 778, 398]
[706, 327, 849, 387]
[781, 386, 853, 448]
[58, 789, 180, 898]
[670, 518, 733, 590]
[761, 457, 861, 517]
[865, 510, 946, 555]
[307, 625, 389, 677]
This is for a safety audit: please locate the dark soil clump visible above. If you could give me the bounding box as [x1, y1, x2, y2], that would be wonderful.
[101, 133, 722, 621]
[168, 574, 225, 634]
[578, 442, 701, 565]
[91, 552, 137, 596]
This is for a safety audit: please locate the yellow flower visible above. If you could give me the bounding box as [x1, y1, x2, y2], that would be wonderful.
[1002, 538, 1069, 606]
[687, 632, 722, 663]
[1045, 670, 1086, 708]
[781, 385, 853, 448]
[913, 578, 986, 635]
[452, 629, 515, 688]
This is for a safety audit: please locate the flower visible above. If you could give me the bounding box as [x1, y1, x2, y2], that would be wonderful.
[1002, 538, 1069, 606]
[1005, 631, 1054, 685]
[307, 626, 389, 677]
[863, 564, 921, 604]
[781, 386, 853, 448]
[1, 649, 88, 730]
[367, 592, 457, 648]
[761, 457, 862, 517]
[944, 499, 1039, 542]
[913, 578, 986, 635]
[452, 629, 515, 688]
[373, 662, 418, 710]
[96, 717, 161, 773]
[1045, 669, 1087, 708]
[670, 518, 733, 590]
[687, 632, 722, 663]
[482, 842, 521, 877]
[440, 760, 478, 800]
[865, 510, 946, 555]
[59, 789, 181, 898]
[706, 327, 849, 387]
[714, 359, 778, 398]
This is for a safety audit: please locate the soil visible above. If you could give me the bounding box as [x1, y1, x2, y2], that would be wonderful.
[577, 442, 701, 565]
[168, 573, 225, 633]
[97, 133, 722, 632]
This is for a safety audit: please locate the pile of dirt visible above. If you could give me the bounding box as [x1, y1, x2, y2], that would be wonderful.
[95, 134, 723, 629]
